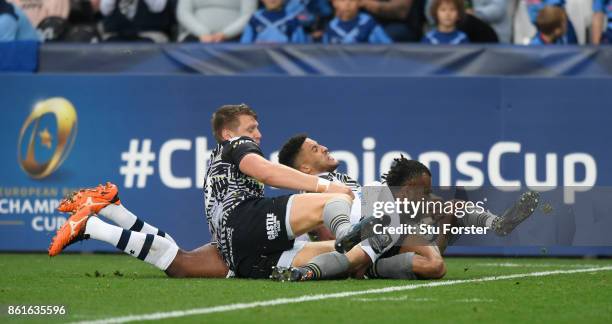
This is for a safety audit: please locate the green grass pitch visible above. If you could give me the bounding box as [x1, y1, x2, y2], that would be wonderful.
[1, 254, 612, 323]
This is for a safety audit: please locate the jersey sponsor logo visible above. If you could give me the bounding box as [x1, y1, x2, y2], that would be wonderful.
[266, 213, 281, 240]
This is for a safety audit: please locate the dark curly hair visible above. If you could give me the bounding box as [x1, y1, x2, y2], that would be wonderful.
[382, 155, 431, 186]
[278, 133, 308, 168]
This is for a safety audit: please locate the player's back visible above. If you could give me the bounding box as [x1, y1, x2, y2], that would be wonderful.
[203, 136, 265, 266]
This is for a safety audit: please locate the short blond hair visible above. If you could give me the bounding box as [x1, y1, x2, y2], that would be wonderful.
[211, 104, 257, 143]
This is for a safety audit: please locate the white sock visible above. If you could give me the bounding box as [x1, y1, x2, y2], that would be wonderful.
[98, 204, 176, 245]
[84, 217, 179, 271]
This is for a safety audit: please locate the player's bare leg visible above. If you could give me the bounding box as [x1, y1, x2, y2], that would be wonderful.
[290, 241, 335, 266]
[287, 193, 353, 236]
[271, 242, 373, 281]
[166, 243, 229, 278]
[54, 183, 231, 279]
[290, 241, 371, 269]
[362, 233, 446, 280]
[399, 245, 446, 279]
[289, 193, 385, 253]
[270, 192, 387, 281]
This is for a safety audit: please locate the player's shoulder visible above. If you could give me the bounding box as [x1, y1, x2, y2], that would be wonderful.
[321, 171, 345, 182]
[221, 136, 262, 163]
[225, 136, 258, 146]
[222, 136, 260, 153]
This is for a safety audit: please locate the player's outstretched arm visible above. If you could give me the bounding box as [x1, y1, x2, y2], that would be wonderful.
[239, 153, 354, 197]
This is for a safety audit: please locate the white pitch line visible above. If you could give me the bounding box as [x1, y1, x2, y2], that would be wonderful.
[76, 266, 612, 324]
[474, 262, 607, 268]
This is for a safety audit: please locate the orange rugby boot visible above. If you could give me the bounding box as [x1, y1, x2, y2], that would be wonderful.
[58, 182, 120, 214]
[48, 205, 94, 257]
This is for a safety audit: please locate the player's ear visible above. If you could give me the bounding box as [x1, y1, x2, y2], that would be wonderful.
[221, 128, 233, 141]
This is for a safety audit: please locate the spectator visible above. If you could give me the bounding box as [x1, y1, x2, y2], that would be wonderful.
[565, 0, 593, 44]
[530, 5, 566, 44]
[286, 0, 333, 41]
[422, 0, 469, 44]
[514, 0, 577, 44]
[63, 0, 103, 42]
[592, 0, 611, 44]
[176, 0, 257, 42]
[69, 0, 102, 25]
[9, 0, 71, 41]
[100, 0, 175, 42]
[426, 0, 498, 42]
[466, 0, 513, 43]
[0, 0, 40, 41]
[322, 0, 391, 44]
[240, 0, 307, 43]
[359, 0, 425, 42]
[8, 0, 70, 27]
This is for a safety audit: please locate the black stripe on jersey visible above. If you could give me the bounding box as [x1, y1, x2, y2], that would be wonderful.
[321, 172, 362, 193]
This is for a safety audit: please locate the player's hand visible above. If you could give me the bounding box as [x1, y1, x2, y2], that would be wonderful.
[326, 182, 355, 199]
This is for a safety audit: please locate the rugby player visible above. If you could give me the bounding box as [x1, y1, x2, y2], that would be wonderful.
[202, 104, 391, 280]
[49, 104, 383, 281]
[49, 183, 229, 278]
[275, 134, 540, 280]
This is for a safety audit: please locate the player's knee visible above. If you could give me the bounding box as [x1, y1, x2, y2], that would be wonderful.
[327, 193, 353, 204]
[316, 194, 353, 223]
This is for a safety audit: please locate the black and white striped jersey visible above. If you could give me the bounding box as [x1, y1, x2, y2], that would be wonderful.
[203, 136, 264, 269]
[319, 171, 362, 195]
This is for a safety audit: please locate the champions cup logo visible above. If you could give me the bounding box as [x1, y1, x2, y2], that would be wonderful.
[18, 98, 78, 179]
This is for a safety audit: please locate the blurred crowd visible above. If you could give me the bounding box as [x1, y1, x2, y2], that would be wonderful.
[0, 0, 610, 45]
